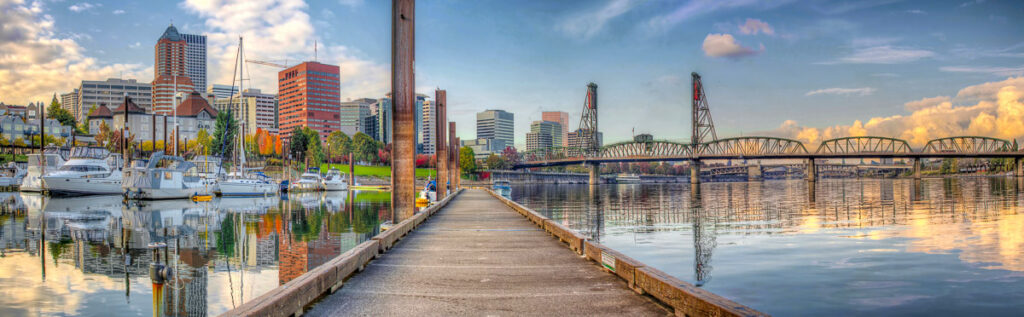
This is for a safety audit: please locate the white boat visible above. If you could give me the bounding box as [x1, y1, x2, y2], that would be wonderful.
[616, 173, 642, 184]
[322, 168, 348, 191]
[220, 171, 277, 196]
[292, 168, 325, 191]
[21, 150, 67, 192]
[0, 162, 26, 187]
[191, 155, 224, 194]
[41, 147, 124, 196]
[122, 152, 215, 200]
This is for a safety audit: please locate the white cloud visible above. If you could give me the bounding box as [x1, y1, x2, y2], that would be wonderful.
[805, 87, 875, 96]
[181, 0, 388, 100]
[941, 65, 1024, 77]
[738, 18, 773, 35]
[68, 2, 99, 12]
[128, 42, 141, 49]
[828, 45, 935, 64]
[906, 9, 926, 14]
[768, 77, 1024, 146]
[112, 9, 124, 15]
[702, 33, 762, 58]
[0, 0, 148, 105]
[558, 0, 638, 40]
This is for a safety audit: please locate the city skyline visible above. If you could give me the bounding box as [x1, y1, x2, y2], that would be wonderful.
[1, 0, 1023, 147]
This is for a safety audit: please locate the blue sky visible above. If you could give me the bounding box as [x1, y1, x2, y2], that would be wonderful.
[2, 0, 1024, 147]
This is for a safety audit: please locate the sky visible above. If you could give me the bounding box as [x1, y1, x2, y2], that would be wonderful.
[1, 0, 1024, 148]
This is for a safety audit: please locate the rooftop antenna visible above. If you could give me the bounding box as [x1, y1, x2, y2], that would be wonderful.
[314, 40, 318, 62]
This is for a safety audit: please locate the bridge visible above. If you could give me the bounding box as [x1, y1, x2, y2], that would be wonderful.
[513, 73, 1024, 184]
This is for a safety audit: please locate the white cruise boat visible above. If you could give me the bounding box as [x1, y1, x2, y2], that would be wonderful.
[42, 147, 124, 196]
[322, 168, 348, 191]
[0, 162, 26, 187]
[122, 152, 215, 200]
[220, 171, 277, 196]
[21, 150, 67, 192]
[292, 168, 325, 191]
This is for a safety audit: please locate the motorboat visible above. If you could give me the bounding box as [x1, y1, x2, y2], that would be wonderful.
[41, 147, 124, 196]
[191, 155, 224, 193]
[322, 168, 348, 191]
[21, 149, 67, 192]
[122, 152, 216, 200]
[493, 180, 512, 198]
[220, 171, 277, 196]
[419, 177, 437, 202]
[292, 167, 325, 191]
[616, 173, 642, 184]
[0, 162, 26, 187]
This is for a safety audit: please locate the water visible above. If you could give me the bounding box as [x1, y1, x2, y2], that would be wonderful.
[511, 178, 1024, 316]
[0, 191, 391, 316]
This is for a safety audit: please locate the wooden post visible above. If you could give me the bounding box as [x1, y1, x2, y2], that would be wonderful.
[175, 126, 179, 156]
[391, 0, 416, 221]
[349, 152, 355, 187]
[151, 113, 156, 154]
[455, 137, 461, 189]
[435, 89, 447, 198]
[163, 116, 168, 152]
[448, 122, 456, 191]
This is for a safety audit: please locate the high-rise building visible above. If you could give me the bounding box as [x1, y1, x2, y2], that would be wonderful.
[213, 88, 278, 135]
[375, 96, 392, 143]
[542, 111, 569, 147]
[476, 110, 514, 151]
[339, 98, 376, 136]
[568, 128, 603, 151]
[526, 120, 560, 151]
[421, 98, 435, 154]
[277, 61, 340, 141]
[76, 78, 153, 118]
[415, 94, 427, 153]
[181, 33, 207, 96]
[60, 89, 79, 119]
[207, 84, 237, 100]
[152, 24, 195, 115]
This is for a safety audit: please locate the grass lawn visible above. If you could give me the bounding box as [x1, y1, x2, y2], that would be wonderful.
[320, 163, 440, 179]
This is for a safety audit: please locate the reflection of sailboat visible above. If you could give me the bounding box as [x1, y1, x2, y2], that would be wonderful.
[216, 196, 278, 214]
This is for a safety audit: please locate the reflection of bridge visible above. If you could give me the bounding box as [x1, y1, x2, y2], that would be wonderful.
[513, 73, 1024, 184]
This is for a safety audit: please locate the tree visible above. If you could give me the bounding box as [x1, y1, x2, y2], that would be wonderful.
[485, 153, 511, 170]
[303, 127, 324, 166]
[351, 132, 381, 164]
[501, 146, 519, 166]
[76, 104, 96, 134]
[195, 128, 212, 154]
[46, 95, 76, 128]
[377, 143, 392, 165]
[459, 146, 476, 175]
[326, 131, 351, 162]
[210, 110, 239, 161]
[289, 126, 309, 160]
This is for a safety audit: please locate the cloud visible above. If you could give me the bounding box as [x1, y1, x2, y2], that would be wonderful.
[702, 33, 762, 58]
[940, 65, 1024, 77]
[558, 0, 637, 40]
[112, 9, 124, 15]
[905, 9, 926, 14]
[805, 87, 875, 96]
[68, 2, 99, 12]
[811, 0, 905, 14]
[766, 77, 1024, 146]
[645, 0, 794, 35]
[960, 0, 986, 8]
[0, 0, 148, 105]
[181, 0, 388, 100]
[738, 18, 773, 35]
[827, 45, 935, 64]
[128, 42, 141, 49]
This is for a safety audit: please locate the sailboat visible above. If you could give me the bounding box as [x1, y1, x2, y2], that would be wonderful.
[218, 36, 277, 197]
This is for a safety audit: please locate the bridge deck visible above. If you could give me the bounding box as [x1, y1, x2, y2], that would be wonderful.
[306, 189, 669, 316]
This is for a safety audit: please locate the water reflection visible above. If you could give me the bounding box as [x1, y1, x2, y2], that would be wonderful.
[0, 190, 390, 316]
[512, 178, 1024, 315]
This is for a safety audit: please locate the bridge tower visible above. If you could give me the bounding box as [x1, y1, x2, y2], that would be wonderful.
[576, 83, 601, 184]
[690, 73, 717, 184]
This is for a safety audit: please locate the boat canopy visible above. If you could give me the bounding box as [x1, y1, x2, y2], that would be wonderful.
[69, 147, 111, 159]
[145, 151, 196, 171]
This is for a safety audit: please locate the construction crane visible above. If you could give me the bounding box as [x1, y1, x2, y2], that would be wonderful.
[245, 59, 288, 68]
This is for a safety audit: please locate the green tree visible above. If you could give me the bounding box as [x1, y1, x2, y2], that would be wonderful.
[326, 130, 351, 162]
[303, 127, 324, 167]
[196, 128, 212, 154]
[46, 96, 76, 128]
[210, 110, 238, 161]
[350, 132, 381, 163]
[459, 146, 476, 175]
[289, 126, 309, 161]
[485, 153, 510, 170]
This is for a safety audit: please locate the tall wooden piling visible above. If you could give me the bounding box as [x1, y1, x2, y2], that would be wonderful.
[391, 0, 416, 220]
[435, 89, 447, 198]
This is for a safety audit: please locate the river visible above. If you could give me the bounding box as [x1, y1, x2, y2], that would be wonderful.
[0, 191, 390, 316]
[510, 178, 1024, 316]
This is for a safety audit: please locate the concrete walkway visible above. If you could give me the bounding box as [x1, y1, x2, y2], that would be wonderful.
[307, 189, 670, 316]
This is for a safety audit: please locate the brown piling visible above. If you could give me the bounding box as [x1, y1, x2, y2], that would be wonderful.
[390, 0, 416, 221]
[435, 89, 447, 198]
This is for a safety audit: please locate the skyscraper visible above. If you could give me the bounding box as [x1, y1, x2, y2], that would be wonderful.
[526, 120, 560, 151]
[60, 89, 79, 119]
[339, 98, 376, 136]
[277, 61, 341, 142]
[375, 96, 392, 143]
[421, 98, 435, 154]
[152, 24, 194, 115]
[415, 94, 427, 153]
[207, 84, 237, 100]
[542, 111, 569, 147]
[181, 33, 207, 95]
[476, 109, 514, 151]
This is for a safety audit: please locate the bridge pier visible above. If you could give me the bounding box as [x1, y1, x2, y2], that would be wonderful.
[912, 158, 922, 179]
[690, 160, 701, 184]
[1015, 157, 1023, 177]
[805, 158, 816, 182]
[747, 165, 762, 181]
[587, 162, 601, 185]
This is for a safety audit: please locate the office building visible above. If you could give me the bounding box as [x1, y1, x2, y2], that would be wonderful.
[374, 96, 391, 143]
[526, 120, 560, 151]
[542, 111, 569, 147]
[462, 138, 499, 160]
[277, 61, 340, 141]
[207, 84, 237, 100]
[152, 24, 195, 115]
[568, 128, 604, 151]
[421, 98, 435, 154]
[76, 78, 152, 119]
[212, 88, 278, 135]
[181, 33, 207, 94]
[476, 109, 514, 151]
[61, 90, 79, 118]
[339, 98, 376, 136]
